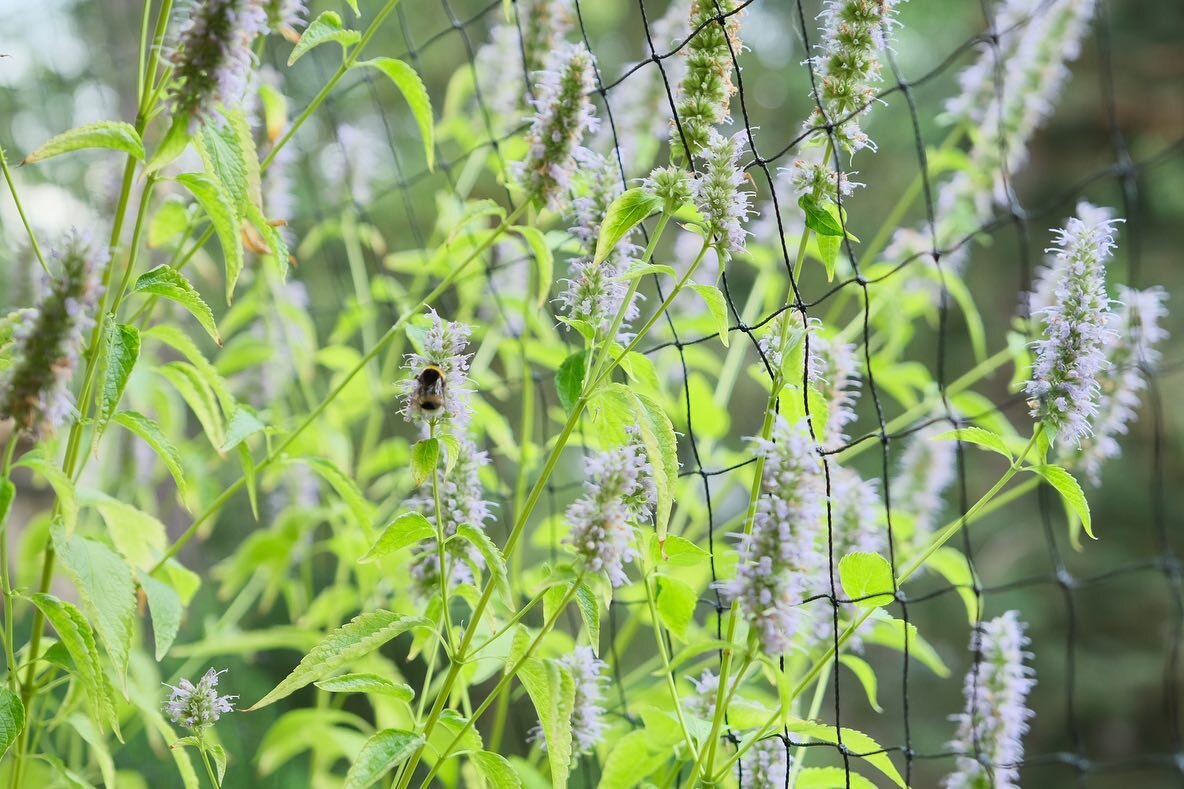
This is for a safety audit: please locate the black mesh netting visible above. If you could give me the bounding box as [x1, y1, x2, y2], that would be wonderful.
[275, 1, 1184, 786]
[6, 0, 1184, 786]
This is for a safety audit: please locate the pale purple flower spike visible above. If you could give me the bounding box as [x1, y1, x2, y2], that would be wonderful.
[1026, 201, 1119, 448]
[945, 611, 1036, 789]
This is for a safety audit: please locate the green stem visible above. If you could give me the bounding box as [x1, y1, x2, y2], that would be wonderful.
[196, 732, 222, 789]
[643, 569, 700, 764]
[1, 432, 19, 692]
[0, 147, 48, 273]
[261, 0, 402, 171]
[698, 249, 807, 778]
[414, 578, 583, 789]
[429, 422, 456, 655]
[783, 660, 833, 786]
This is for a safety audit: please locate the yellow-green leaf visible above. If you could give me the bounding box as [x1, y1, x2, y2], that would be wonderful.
[23, 121, 144, 164]
[351, 58, 435, 169]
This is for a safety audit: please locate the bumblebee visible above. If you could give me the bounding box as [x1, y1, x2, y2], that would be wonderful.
[413, 364, 447, 415]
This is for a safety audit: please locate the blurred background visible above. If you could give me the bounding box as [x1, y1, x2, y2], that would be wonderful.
[2, 0, 1183, 786]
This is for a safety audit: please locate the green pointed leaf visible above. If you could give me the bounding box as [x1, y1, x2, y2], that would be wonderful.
[555, 351, 586, 414]
[351, 58, 435, 170]
[816, 233, 841, 279]
[839, 655, 882, 713]
[595, 188, 662, 265]
[410, 438, 440, 488]
[688, 283, 730, 347]
[175, 172, 244, 303]
[23, 121, 144, 164]
[799, 194, 845, 237]
[926, 547, 979, 624]
[512, 631, 576, 788]
[654, 575, 697, 640]
[157, 361, 225, 448]
[15, 448, 77, 532]
[864, 614, 950, 677]
[344, 729, 423, 789]
[29, 593, 120, 737]
[144, 324, 234, 413]
[133, 265, 221, 344]
[146, 114, 192, 174]
[797, 766, 878, 789]
[599, 729, 665, 788]
[837, 552, 895, 608]
[219, 405, 265, 452]
[247, 611, 428, 709]
[360, 512, 434, 563]
[1028, 463, 1093, 539]
[574, 583, 600, 652]
[53, 528, 137, 686]
[0, 688, 24, 757]
[101, 322, 139, 422]
[111, 411, 190, 503]
[208, 742, 227, 785]
[195, 109, 260, 215]
[508, 225, 553, 307]
[632, 390, 679, 548]
[314, 673, 414, 701]
[82, 490, 166, 569]
[472, 751, 522, 789]
[141, 573, 183, 661]
[150, 197, 191, 249]
[288, 11, 360, 66]
[651, 533, 709, 567]
[455, 523, 511, 604]
[617, 262, 678, 281]
[784, 721, 905, 788]
[291, 457, 374, 536]
[934, 426, 1012, 461]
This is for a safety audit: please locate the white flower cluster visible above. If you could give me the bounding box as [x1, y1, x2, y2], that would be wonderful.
[724, 416, 825, 656]
[516, 42, 600, 208]
[1026, 202, 1119, 447]
[1071, 285, 1168, 484]
[564, 426, 656, 587]
[945, 611, 1037, 789]
[165, 668, 237, 730]
[692, 130, 753, 260]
